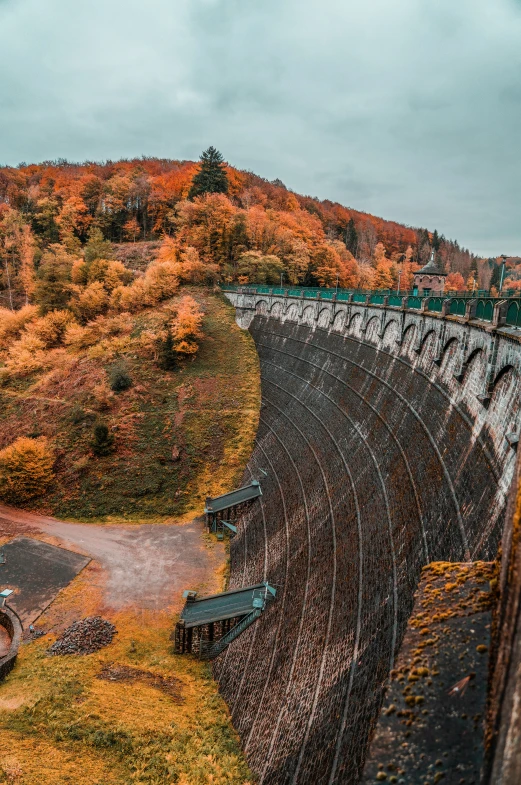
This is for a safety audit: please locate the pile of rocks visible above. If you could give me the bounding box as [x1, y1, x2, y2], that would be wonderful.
[48, 616, 117, 656]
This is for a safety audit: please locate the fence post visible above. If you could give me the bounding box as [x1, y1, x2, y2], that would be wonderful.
[493, 300, 508, 328]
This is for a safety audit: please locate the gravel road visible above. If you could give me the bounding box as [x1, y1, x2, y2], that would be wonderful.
[0, 505, 225, 612]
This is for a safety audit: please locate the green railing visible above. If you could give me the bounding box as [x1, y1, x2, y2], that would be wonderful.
[427, 297, 444, 312]
[506, 301, 521, 328]
[450, 299, 467, 317]
[476, 299, 495, 322]
[219, 285, 521, 328]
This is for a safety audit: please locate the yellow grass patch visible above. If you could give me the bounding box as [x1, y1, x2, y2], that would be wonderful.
[0, 551, 253, 784]
[0, 731, 125, 785]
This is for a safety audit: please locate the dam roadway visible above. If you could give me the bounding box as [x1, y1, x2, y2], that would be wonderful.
[215, 289, 521, 785]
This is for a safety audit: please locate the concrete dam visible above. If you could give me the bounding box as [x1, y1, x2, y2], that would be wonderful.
[215, 289, 521, 785]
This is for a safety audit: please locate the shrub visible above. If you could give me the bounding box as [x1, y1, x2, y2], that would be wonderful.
[156, 330, 177, 370]
[30, 309, 76, 348]
[69, 404, 91, 425]
[70, 281, 109, 322]
[64, 313, 132, 351]
[72, 455, 90, 474]
[170, 295, 204, 357]
[91, 382, 115, 411]
[91, 424, 115, 456]
[71, 259, 89, 285]
[88, 259, 132, 291]
[142, 261, 179, 305]
[110, 278, 147, 313]
[63, 322, 93, 351]
[4, 333, 48, 376]
[0, 305, 38, 349]
[0, 437, 54, 503]
[108, 364, 132, 392]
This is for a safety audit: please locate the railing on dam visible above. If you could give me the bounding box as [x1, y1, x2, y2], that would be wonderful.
[221, 284, 521, 328]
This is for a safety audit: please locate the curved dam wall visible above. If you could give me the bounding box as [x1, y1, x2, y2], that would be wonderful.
[215, 291, 521, 785]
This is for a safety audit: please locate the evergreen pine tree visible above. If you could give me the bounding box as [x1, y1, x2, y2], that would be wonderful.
[157, 330, 177, 370]
[34, 261, 71, 314]
[345, 218, 358, 256]
[91, 424, 115, 457]
[84, 227, 114, 264]
[188, 147, 229, 200]
[432, 229, 441, 251]
[490, 260, 501, 289]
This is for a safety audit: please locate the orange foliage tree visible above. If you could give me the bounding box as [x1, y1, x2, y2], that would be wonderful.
[0, 437, 54, 503]
[0, 156, 479, 300]
[445, 272, 466, 291]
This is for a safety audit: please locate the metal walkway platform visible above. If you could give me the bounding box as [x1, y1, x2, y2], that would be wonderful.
[204, 480, 262, 534]
[174, 581, 276, 659]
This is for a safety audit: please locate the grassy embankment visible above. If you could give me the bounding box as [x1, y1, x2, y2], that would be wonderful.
[0, 288, 260, 522]
[0, 289, 260, 784]
[0, 568, 254, 785]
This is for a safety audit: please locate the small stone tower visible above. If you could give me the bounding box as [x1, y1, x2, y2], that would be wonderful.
[413, 250, 447, 294]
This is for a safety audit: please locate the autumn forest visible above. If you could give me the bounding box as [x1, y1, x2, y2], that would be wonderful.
[0, 148, 514, 315]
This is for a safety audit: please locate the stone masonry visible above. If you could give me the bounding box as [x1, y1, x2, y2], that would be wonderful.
[214, 290, 521, 785]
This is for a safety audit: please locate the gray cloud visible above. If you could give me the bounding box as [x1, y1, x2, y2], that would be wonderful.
[1, 0, 521, 254]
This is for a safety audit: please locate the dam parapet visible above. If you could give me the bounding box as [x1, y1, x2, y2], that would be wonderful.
[225, 286, 521, 477]
[216, 286, 521, 784]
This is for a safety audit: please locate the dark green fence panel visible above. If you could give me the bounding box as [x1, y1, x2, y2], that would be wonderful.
[407, 296, 423, 309]
[427, 297, 443, 312]
[450, 299, 466, 316]
[476, 300, 494, 322]
[506, 301, 521, 328]
[388, 295, 403, 307]
[352, 293, 367, 303]
[369, 294, 385, 305]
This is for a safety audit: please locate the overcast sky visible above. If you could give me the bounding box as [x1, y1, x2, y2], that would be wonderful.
[1, 0, 520, 255]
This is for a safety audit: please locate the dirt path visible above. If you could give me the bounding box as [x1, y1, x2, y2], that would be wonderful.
[0, 505, 225, 612]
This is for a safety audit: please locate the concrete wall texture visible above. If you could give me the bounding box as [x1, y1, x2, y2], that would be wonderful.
[215, 291, 521, 785]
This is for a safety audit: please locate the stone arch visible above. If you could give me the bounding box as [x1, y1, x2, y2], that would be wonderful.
[401, 323, 417, 356]
[490, 364, 516, 397]
[381, 319, 399, 350]
[255, 299, 269, 315]
[348, 309, 363, 327]
[364, 316, 380, 344]
[349, 311, 363, 338]
[458, 347, 484, 382]
[317, 308, 331, 329]
[418, 328, 437, 354]
[439, 337, 459, 379]
[302, 305, 315, 326]
[332, 310, 346, 333]
[464, 339, 488, 367]
[285, 303, 299, 321]
[458, 348, 487, 398]
[441, 336, 458, 357]
[402, 319, 418, 336]
[488, 365, 518, 437]
[270, 301, 283, 318]
[417, 329, 439, 366]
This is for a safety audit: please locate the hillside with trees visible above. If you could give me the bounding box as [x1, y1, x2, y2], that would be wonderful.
[0, 147, 509, 513]
[0, 148, 490, 308]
